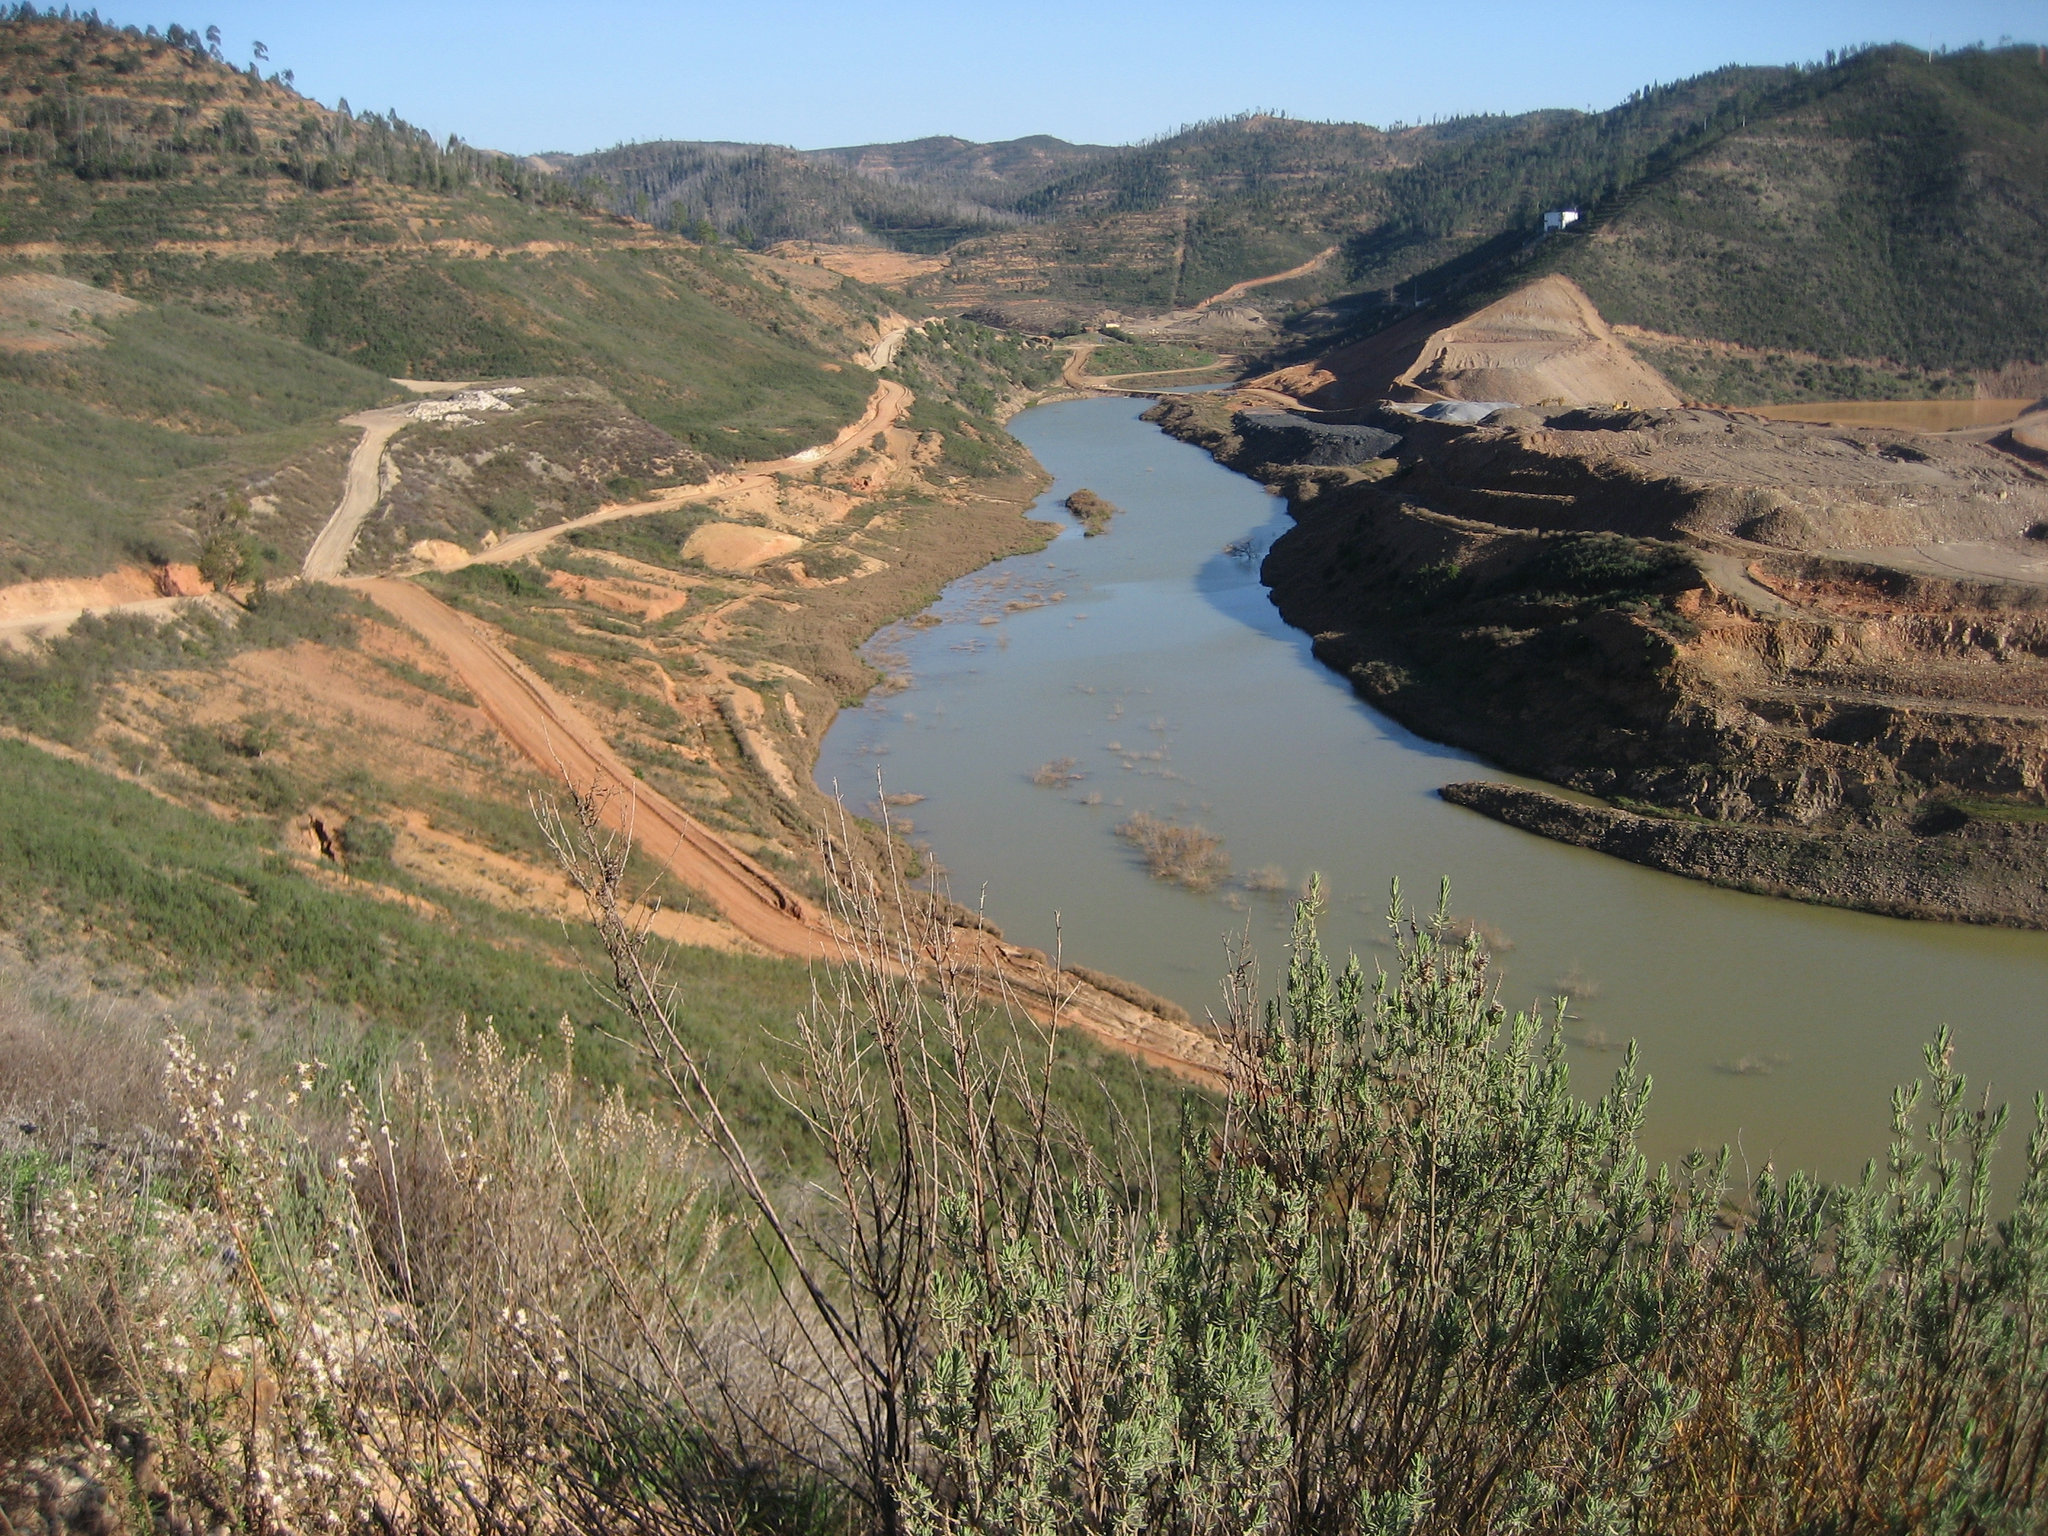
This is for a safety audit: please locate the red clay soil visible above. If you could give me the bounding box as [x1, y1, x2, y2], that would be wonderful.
[357, 577, 828, 958]
[356, 579, 1230, 1084]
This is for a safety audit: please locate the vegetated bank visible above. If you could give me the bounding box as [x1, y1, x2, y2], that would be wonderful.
[0, 14, 1217, 1096]
[6, 860, 2047, 1533]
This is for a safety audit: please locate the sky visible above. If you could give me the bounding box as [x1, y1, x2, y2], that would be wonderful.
[83, 1, 2048, 154]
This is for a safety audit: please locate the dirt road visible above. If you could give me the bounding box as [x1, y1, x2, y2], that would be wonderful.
[1060, 343, 1231, 397]
[0, 367, 1223, 1078]
[356, 577, 832, 958]
[0, 589, 234, 647]
[1818, 540, 2048, 589]
[1694, 550, 1802, 618]
[302, 404, 417, 580]
[466, 379, 912, 570]
[1190, 246, 1337, 313]
[856, 318, 917, 371]
[356, 578, 1226, 1079]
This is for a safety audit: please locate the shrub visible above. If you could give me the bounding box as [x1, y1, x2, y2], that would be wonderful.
[1063, 488, 1118, 536]
[1030, 755, 1085, 788]
[1515, 532, 1694, 600]
[339, 815, 396, 866]
[1115, 810, 1230, 891]
[4, 791, 2046, 1533]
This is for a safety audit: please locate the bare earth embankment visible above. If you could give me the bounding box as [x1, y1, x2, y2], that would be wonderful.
[1149, 275, 2048, 926]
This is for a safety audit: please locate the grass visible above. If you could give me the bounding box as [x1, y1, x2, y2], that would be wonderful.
[0, 299, 392, 579]
[260, 248, 876, 462]
[0, 737, 821, 1111]
[1941, 795, 2048, 826]
[1087, 340, 1219, 376]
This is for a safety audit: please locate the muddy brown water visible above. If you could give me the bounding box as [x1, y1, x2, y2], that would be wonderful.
[816, 395, 2048, 1181]
[1744, 398, 2042, 431]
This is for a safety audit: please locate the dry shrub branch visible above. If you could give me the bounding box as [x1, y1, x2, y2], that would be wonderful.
[2, 788, 2046, 1535]
[1115, 810, 1230, 892]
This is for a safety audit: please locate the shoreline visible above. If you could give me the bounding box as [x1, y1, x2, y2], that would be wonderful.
[1142, 390, 2048, 931]
[1443, 781, 2048, 929]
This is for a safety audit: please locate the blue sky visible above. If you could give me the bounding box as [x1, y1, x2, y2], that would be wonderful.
[88, 1, 2048, 154]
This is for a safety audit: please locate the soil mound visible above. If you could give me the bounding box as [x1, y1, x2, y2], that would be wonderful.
[2009, 412, 2048, 463]
[1255, 276, 1680, 413]
[0, 566, 169, 618]
[682, 522, 805, 573]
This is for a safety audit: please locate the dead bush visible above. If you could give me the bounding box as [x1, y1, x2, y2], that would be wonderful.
[1030, 755, 1084, 788]
[1115, 810, 1230, 891]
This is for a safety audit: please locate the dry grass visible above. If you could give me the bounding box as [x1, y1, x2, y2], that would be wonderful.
[1446, 914, 1515, 952]
[1062, 489, 1119, 537]
[1031, 756, 1085, 789]
[1115, 811, 1230, 892]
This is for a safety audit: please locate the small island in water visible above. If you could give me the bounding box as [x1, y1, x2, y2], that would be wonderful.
[1064, 487, 1119, 535]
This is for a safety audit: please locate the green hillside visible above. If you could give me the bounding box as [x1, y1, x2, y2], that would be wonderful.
[0, 295, 392, 578]
[0, 11, 893, 578]
[1558, 45, 2048, 373]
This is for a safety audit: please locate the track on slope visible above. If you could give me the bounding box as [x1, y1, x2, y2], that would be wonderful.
[357, 578, 1227, 1082]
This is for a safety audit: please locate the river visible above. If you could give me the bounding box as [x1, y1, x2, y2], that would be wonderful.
[816, 394, 2048, 1179]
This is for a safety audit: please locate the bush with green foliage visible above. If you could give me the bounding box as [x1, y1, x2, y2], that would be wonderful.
[1512, 531, 1695, 601]
[4, 817, 2046, 1531]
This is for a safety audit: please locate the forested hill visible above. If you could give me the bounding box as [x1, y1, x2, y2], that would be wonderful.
[544, 134, 1111, 252]
[917, 69, 1804, 316]
[538, 45, 2047, 385]
[1552, 44, 2048, 377]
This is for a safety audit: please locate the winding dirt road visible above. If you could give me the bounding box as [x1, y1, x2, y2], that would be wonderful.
[464, 379, 912, 570]
[1190, 245, 1337, 313]
[1059, 343, 1231, 397]
[0, 364, 1223, 1079]
[356, 580, 1225, 1079]
[302, 404, 422, 580]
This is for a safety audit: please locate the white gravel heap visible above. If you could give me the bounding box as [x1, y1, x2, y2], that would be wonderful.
[409, 385, 526, 422]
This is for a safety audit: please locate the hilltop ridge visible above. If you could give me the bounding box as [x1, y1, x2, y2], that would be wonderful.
[544, 45, 2046, 397]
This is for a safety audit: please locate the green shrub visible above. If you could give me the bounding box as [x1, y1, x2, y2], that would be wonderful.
[0, 584, 369, 745]
[338, 815, 397, 865]
[1514, 532, 1693, 600]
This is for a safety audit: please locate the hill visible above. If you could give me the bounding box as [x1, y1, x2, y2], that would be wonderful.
[0, 12, 914, 579]
[546, 132, 1111, 252]
[1254, 45, 2048, 400]
[523, 46, 2048, 386]
[1556, 44, 2048, 390]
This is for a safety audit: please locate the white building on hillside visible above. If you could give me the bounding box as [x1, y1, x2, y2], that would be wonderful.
[1543, 208, 1582, 232]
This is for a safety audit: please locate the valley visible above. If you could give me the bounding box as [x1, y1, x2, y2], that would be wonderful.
[2, 11, 2047, 1526]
